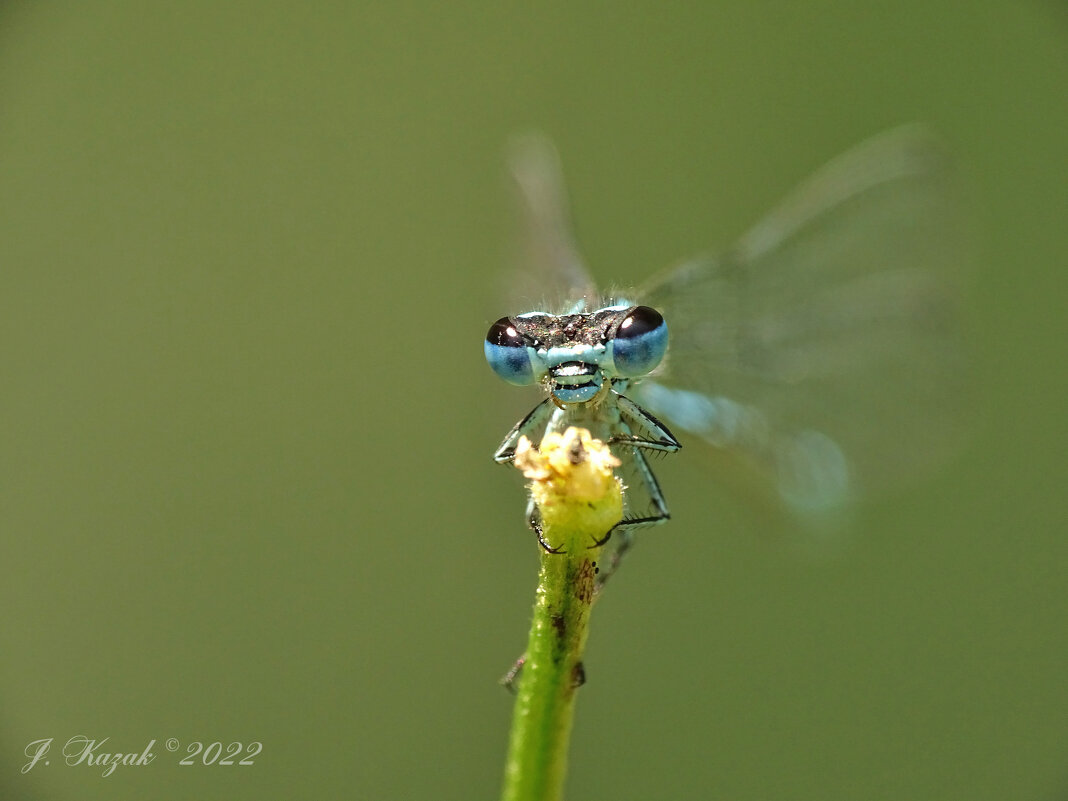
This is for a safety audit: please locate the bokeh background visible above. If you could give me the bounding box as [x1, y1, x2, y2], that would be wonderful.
[1, 3, 1065, 800]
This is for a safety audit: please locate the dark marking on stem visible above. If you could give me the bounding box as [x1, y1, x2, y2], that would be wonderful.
[574, 559, 596, 605]
[550, 613, 566, 640]
[572, 661, 586, 688]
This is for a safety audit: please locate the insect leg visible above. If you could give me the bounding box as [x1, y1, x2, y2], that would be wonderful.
[608, 394, 681, 453]
[493, 397, 557, 463]
[593, 437, 672, 591]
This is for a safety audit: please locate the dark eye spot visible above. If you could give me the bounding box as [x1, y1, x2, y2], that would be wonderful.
[486, 317, 525, 348]
[616, 306, 664, 340]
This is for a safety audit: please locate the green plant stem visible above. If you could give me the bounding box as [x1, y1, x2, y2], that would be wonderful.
[500, 428, 621, 801]
[501, 545, 597, 801]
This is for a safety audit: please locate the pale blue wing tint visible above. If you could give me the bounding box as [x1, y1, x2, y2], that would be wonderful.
[504, 134, 597, 314]
[634, 126, 967, 510]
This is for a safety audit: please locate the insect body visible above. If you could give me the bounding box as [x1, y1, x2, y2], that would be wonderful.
[486, 304, 680, 565]
[487, 127, 963, 582]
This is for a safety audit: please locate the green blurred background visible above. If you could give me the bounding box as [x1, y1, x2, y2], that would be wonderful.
[1, 3, 1065, 799]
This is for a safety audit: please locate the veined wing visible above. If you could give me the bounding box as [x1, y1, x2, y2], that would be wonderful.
[634, 126, 969, 511]
[504, 133, 598, 313]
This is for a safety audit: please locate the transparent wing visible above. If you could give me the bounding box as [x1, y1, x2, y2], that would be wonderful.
[634, 126, 969, 511]
[504, 133, 598, 313]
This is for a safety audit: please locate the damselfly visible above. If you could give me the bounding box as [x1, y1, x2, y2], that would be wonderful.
[486, 128, 964, 584]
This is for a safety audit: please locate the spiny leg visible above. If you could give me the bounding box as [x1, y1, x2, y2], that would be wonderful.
[593, 444, 671, 592]
[527, 499, 566, 554]
[493, 397, 556, 463]
[611, 394, 681, 454]
[495, 399, 568, 551]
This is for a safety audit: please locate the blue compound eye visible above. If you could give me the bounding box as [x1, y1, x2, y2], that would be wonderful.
[610, 306, 668, 377]
[485, 317, 536, 386]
